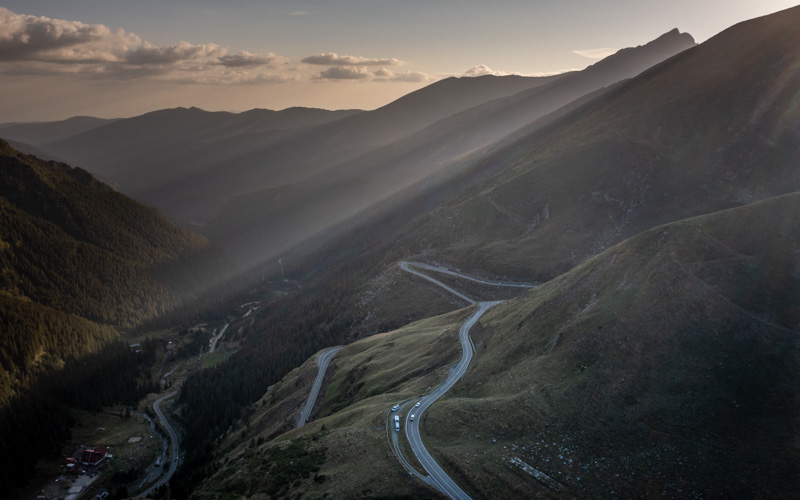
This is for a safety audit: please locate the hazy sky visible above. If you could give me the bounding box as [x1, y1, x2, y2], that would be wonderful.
[1, 1, 796, 122]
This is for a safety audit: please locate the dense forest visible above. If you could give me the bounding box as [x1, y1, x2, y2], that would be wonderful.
[0, 141, 231, 396]
[0, 341, 159, 490]
[0, 141, 229, 493]
[0, 140, 229, 328]
[0, 294, 117, 406]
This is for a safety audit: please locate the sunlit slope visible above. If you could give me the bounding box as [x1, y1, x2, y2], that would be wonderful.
[401, 5, 800, 280]
[41, 107, 362, 222]
[419, 192, 800, 498]
[41, 76, 550, 225]
[198, 309, 473, 499]
[205, 30, 694, 269]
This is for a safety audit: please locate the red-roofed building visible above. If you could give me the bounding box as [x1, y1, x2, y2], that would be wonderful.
[81, 445, 108, 465]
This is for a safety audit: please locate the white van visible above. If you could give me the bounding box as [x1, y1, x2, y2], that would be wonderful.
[410, 414, 415, 421]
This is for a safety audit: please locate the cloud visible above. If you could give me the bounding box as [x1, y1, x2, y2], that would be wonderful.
[218, 51, 288, 68]
[373, 67, 432, 83]
[288, 11, 309, 16]
[0, 7, 291, 85]
[462, 64, 509, 77]
[124, 41, 223, 66]
[0, 7, 138, 63]
[572, 48, 617, 59]
[444, 65, 577, 79]
[302, 52, 402, 66]
[315, 66, 371, 80]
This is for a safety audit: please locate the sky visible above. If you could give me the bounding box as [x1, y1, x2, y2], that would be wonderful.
[0, 1, 797, 122]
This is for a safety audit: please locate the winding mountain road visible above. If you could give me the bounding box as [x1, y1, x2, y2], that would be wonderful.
[298, 347, 342, 427]
[401, 261, 537, 289]
[405, 301, 501, 499]
[138, 392, 179, 498]
[209, 322, 230, 353]
[397, 261, 534, 499]
[400, 262, 476, 304]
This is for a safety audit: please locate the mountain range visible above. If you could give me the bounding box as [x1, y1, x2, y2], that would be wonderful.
[188, 6, 800, 499]
[2, 4, 799, 499]
[0, 28, 693, 272]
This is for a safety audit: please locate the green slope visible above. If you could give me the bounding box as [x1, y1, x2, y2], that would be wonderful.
[423, 191, 800, 498]
[211, 191, 800, 498]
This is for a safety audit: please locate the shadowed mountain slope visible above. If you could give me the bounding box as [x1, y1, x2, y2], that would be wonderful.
[0, 141, 236, 493]
[0, 141, 228, 326]
[383, 5, 800, 281]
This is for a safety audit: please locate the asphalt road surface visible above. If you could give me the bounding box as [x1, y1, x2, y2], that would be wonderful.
[297, 347, 342, 427]
[398, 260, 534, 499]
[209, 322, 230, 353]
[138, 392, 179, 498]
[400, 262, 476, 304]
[404, 301, 501, 500]
[401, 261, 538, 288]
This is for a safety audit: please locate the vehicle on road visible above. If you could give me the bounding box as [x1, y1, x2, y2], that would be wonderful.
[395, 415, 400, 431]
[392, 404, 400, 411]
[415, 401, 421, 407]
[410, 414, 415, 421]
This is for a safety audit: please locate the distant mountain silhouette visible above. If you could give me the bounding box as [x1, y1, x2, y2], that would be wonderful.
[0, 116, 117, 145]
[205, 29, 695, 269]
[38, 75, 559, 225]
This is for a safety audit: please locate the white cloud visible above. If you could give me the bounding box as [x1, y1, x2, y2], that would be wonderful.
[124, 41, 223, 66]
[439, 65, 577, 79]
[373, 66, 432, 83]
[315, 66, 371, 80]
[462, 64, 509, 77]
[302, 52, 402, 66]
[0, 7, 291, 85]
[572, 47, 617, 59]
[288, 11, 309, 16]
[0, 7, 139, 63]
[218, 51, 288, 68]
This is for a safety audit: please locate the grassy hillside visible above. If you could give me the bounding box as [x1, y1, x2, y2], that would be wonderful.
[197, 309, 472, 499]
[420, 192, 800, 498]
[205, 191, 800, 498]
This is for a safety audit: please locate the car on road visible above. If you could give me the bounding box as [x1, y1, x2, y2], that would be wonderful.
[392, 404, 400, 411]
[410, 414, 415, 421]
[415, 401, 421, 407]
[395, 415, 400, 431]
